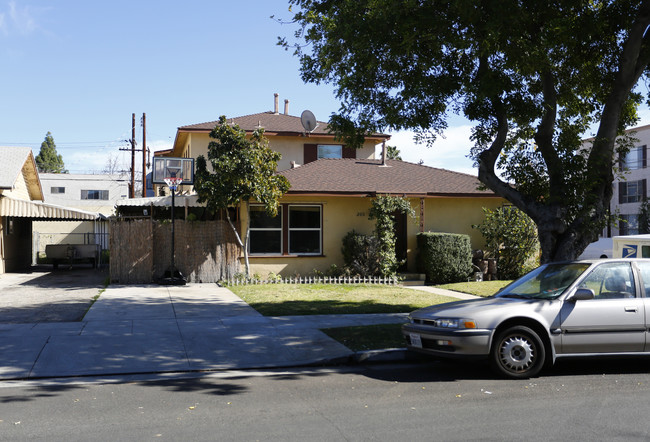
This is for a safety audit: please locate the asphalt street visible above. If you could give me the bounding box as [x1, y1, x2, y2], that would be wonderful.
[1, 361, 650, 441]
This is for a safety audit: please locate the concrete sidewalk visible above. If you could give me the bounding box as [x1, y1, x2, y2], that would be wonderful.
[0, 284, 420, 380]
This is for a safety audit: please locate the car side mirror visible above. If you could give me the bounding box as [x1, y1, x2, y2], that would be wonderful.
[570, 288, 595, 301]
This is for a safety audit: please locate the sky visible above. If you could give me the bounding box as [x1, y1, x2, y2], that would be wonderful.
[2, 1, 649, 179]
[0, 0, 482, 177]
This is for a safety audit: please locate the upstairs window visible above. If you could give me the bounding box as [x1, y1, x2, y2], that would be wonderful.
[318, 145, 342, 159]
[620, 145, 647, 170]
[304, 144, 356, 163]
[619, 180, 646, 204]
[81, 190, 109, 200]
[50, 187, 65, 194]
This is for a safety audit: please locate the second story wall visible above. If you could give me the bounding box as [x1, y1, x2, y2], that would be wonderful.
[40, 173, 129, 216]
[183, 132, 377, 172]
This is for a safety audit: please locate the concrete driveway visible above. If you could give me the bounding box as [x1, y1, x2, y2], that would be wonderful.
[0, 267, 411, 379]
[0, 265, 108, 323]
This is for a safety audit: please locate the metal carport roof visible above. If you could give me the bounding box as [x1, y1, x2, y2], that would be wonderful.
[0, 195, 104, 220]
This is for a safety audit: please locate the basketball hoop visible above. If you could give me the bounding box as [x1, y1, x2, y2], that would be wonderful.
[164, 177, 183, 190]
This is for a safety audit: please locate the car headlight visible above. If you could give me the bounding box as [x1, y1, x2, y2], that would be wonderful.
[436, 318, 476, 329]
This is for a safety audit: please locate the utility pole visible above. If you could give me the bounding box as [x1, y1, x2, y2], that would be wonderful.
[142, 113, 147, 198]
[131, 113, 136, 198]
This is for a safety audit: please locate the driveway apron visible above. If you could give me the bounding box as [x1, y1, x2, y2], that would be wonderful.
[0, 281, 408, 379]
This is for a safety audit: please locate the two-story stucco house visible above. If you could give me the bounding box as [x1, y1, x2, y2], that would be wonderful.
[150, 96, 505, 277]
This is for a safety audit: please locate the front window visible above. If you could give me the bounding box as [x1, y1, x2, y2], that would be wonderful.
[81, 190, 109, 200]
[289, 205, 321, 254]
[318, 145, 342, 159]
[249, 206, 282, 254]
[51, 187, 65, 194]
[495, 263, 591, 300]
[248, 204, 322, 255]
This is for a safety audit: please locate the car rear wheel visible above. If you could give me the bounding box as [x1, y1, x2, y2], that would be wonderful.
[491, 326, 545, 379]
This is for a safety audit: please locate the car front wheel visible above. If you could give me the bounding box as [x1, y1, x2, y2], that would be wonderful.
[490, 325, 545, 379]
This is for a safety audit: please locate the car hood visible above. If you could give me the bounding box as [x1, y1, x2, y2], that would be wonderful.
[411, 296, 537, 319]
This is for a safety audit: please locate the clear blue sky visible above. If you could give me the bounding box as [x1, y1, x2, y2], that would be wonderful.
[2, 1, 647, 177]
[0, 0, 481, 175]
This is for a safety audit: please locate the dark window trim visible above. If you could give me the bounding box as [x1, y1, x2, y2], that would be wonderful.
[249, 203, 323, 256]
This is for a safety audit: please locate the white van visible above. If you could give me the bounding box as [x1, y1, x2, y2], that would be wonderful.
[578, 237, 613, 259]
[612, 234, 650, 258]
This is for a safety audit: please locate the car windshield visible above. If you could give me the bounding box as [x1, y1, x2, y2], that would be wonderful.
[495, 262, 591, 300]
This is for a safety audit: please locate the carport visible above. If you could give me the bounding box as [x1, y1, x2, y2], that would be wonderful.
[0, 195, 104, 273]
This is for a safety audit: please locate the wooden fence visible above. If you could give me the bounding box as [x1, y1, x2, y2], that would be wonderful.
[110, 219, 240, 284]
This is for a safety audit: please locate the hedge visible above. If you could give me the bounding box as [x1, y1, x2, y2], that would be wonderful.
[417, 232, 472, 284]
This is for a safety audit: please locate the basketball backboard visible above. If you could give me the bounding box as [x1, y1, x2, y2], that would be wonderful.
[152, 157, 195, 185]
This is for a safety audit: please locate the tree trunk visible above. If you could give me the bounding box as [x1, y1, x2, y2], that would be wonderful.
[225, 208, 249, 277]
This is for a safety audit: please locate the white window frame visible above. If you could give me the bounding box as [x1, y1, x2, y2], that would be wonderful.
[248, 205, 283, 255]
[81, 189, 109, 200]
[288, 205, 322, 255]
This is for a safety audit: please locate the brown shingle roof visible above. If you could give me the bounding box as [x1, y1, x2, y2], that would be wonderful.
[279, 159, 496, 196]
[178, 112, 389, 139]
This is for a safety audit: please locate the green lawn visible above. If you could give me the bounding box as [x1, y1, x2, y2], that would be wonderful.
[228, 283, 458, 316]
[227, 281, 511, 352]
[436, 280, 512, 297]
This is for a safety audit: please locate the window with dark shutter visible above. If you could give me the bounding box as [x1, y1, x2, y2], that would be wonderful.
[342, 146, 356, 158]
[304, 144, 318, 164]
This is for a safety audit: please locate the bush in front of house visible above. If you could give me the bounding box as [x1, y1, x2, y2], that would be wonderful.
[341, 230, 381, 277]
[417, 232, 472, 284]
[473, 206, 539, 279]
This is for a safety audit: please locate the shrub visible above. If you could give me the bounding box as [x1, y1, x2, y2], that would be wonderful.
[473, 206, 539, 279]
[417, 232, 472, 284]
[368, 195, 415, 276]
[341, 230, 381, 277]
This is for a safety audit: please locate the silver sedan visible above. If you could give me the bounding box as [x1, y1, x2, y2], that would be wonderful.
[402, 259, 650, 378]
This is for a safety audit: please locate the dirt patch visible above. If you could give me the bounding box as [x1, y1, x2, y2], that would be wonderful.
[0, 265, 108, 323]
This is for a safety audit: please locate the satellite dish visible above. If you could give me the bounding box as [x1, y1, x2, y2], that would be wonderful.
[300, 110, 318, 133]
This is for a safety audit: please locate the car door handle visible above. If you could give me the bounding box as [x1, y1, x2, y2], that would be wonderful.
[625, 306, 638, 312]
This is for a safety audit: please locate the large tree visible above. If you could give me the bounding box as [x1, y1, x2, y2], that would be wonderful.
[35, 131, 67, 173]
[281, 0, 650, 262]
[194, 116, 291, 277]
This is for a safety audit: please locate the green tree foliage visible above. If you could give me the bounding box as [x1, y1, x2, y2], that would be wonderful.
[35, 132, 67, 173]
[341, 230, 381, 277]
[474, 206, 540, 279]
[281, 0, 650, 263]
[386, 145, 401, 161]
[368, 195, 415, 277]
[194, 116, 291, 276]
[638, 199, 650, 234]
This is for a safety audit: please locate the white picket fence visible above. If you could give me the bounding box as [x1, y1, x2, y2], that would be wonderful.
[225, 275, 400, 286]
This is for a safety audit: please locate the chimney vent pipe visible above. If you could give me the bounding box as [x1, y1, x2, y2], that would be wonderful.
[284, 99, 290, 115]
[274, 93, 279, 114]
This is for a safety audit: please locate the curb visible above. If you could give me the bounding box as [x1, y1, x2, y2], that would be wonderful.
[352, 348, 409, 363]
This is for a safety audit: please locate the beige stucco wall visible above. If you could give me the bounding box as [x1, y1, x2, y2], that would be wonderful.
[246, 194, 505, 278]
[184, 132, 377, 172]
[32, 220, 97, 253]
